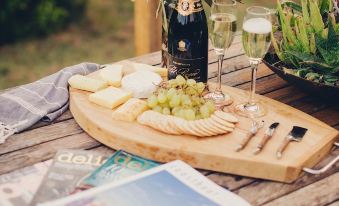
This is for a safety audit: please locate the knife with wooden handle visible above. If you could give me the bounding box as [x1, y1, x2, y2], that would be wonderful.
[276, 126, 308, 159]
[253, 122, 279, 154]
[236, 120, 264, 152]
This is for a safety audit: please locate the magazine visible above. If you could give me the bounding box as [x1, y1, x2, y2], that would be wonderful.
[0, 160, 51, 206]
[82, 150, 159, 188]
[40, 160, 251, 206]
[29, 149, 108, 206]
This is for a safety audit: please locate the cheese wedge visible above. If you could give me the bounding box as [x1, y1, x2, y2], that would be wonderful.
[68, 74, 108, 92]
[112, 98, 148, 122]
[89, 87, 132, 109]
[99, 64, 122, 87]
[132, 62, 167, 77]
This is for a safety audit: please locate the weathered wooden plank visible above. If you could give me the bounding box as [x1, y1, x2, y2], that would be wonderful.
[235, 73, 289, 95]
[0, 132, 100, 175]
[264, 86, 308, 104]
[0, 119, 83, 156]
[207, 173, 255, 191]
[208, 54, 250, 79]
[262, 172, 339, 206]
[88, 145, 115, 156]
[235, 150, 339, 205]
[29, 110, 74, 130]
[211, 64, 274, 86]
[312, 108, 339, 127]
[124, 51, 162, 65]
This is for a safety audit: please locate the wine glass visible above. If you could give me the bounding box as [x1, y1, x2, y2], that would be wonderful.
[205, 0, 237, 107]
[235, 6, 272, 118]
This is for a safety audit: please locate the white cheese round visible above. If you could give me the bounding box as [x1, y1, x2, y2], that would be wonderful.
[121, 71, 162, 98]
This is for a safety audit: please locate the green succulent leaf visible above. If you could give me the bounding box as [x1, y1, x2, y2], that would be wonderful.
[285, 50, 338, 73]
[314, 19, 339, 67]
[281, 1, 302, 13]
[319, 0, 332, 15]
[301, 0, 310, 26]
[309, 0, 325, 34]
[305, 72, 320, 80]
[323, 74, 338, 86]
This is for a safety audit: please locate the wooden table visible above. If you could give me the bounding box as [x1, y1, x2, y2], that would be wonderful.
[0, 35, 338, 206]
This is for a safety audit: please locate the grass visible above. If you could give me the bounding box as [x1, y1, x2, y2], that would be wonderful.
[0, 0, 276, 90]
[0, 0, 135, 89]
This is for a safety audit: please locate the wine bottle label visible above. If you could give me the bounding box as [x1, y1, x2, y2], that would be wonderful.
[168, 54, 206, 82]
[176, 0, 203, 16]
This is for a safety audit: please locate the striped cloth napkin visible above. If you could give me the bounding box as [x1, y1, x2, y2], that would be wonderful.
[0, 62, 99, 144]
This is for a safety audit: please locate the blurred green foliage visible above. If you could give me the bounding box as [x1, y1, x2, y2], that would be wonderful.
[0, 0, 87, 44]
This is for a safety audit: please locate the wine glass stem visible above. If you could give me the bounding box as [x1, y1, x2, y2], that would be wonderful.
[216, 54, 224, 93]
[249, 62, 258, 105]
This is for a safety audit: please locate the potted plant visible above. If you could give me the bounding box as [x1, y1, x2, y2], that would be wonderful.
[263, 0, 339, 98]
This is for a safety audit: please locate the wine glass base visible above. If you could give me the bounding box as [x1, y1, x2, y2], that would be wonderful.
[234, 102, 266, 118]
[204, 91, 233, 109]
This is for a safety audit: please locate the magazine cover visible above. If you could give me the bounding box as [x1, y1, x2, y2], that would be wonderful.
[29, 149, 108, 206]
[0, 160, 51, 206]
[82, 150, 159, 188]
[40, 160, 251, 206]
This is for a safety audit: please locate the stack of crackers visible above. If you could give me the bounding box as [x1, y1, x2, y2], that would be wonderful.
[137, 110, 238, 137]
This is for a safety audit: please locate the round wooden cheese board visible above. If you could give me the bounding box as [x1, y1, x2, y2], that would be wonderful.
[69, 71, 338, 183]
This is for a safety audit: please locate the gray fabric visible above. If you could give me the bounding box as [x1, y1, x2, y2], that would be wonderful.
[0, 62, 99, 143]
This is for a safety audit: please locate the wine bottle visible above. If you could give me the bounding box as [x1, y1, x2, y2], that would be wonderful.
[167, 0, 208, 82]
[161, 0, 176, 68]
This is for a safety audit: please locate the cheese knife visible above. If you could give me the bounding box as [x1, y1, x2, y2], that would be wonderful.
[236, 120, 264, 152]
[276, 126, 308, 159]
[253, 122, 279, 155]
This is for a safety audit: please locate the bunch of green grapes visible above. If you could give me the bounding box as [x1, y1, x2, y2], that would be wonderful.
[147, 75, 215, 121]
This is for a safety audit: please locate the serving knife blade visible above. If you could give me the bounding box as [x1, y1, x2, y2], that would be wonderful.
[276, 126, 308, 159]
[253, 122, 279, 155]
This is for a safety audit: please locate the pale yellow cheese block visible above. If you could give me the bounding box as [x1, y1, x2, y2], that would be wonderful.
[112, 98, 148, 122]
[68, 74, 108, 92]
[89, 87, 132, 109]
[99, 65, 122, 87]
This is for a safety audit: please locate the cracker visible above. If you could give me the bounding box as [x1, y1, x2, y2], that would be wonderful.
[183, 121, 202, 136]
[196, 120, 220, 136]
[168, 116, 184, 135]
[208, 117, 233, 132]
[214, 111, 239, 123]
[189, 120, 216, 137]
[201, 118, 226, 134]
[210, 114, 235, 128]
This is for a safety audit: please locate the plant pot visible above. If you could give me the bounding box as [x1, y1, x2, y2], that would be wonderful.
[263, 53, 339, 100]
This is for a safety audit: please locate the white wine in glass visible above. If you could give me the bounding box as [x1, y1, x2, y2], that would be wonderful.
[205, 0, 237, 107]
[242, 18, 272, 62]
[210, 13, 237, 55]
[235, 6, 272, 118]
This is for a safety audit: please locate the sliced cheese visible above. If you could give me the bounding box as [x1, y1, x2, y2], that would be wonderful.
[121, 71, 162, 98]
[112, 98, 148, 122]
[89, 87, 132, 109]
[99, 64, 122, 87]
[68, 74, 108, 92]
[132, 62, 168, 77]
